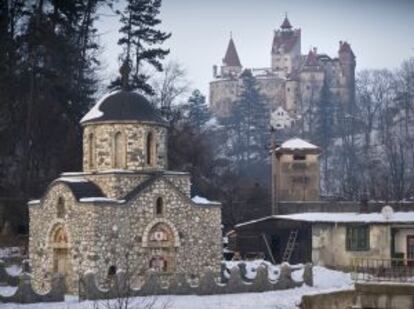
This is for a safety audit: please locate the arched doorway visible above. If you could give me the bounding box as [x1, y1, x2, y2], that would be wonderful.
[50, 225, 71, 288]
[146, 223, 176, 273]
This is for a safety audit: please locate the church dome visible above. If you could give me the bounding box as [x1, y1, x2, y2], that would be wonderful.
[80, 90, 167, 125]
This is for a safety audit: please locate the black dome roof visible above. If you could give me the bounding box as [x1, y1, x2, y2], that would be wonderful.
[80, 90, 167, 125]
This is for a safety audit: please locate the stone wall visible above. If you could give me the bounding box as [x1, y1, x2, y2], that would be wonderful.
[83, 122, 168, 172]
[80, 263, 313, 299]
[29, 175, 221, 294]
[300, 289, 356, 309]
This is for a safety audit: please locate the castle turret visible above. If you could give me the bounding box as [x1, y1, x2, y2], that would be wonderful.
[220, 35, 242, 78]
[338, 41, 356, 111]
[271, 14, 301, 75]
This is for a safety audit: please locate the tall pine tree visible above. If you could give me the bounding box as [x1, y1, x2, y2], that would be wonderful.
[226, 69, 269, 168]
[187, 89, 211, 128]
[111, 0, 171, 94]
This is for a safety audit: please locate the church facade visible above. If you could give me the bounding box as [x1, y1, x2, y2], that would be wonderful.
[210, 16, 356, 130]
[28, 90, 222, 293]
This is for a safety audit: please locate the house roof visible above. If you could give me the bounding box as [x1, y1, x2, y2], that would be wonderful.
[277, 138, 319, 151]
[276, 212, 414, 224]
[54, 177, 106, 200]
[236, 211, 414, 228]
[80, 90, 167, 126]
[29, 173, 221, 208]
[223, 38, 242, 67]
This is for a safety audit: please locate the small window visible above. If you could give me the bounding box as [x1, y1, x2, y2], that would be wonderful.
[156, 197, 163, 216]
[346, 225, 370, 251]
[88, 133, 95, 169]
[146, 132, 156, 166]
[57, 197, 65, 218]
[108, 265, 117, 277]
[293, 154, 306, 161]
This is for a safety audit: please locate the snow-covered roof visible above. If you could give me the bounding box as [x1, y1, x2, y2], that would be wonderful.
[278, 138, 318, 151]
[237, 212, 414, 227]
[192, 195, 221, 205]
[80, 90, 166, 125]
[275, 212, 414, 223]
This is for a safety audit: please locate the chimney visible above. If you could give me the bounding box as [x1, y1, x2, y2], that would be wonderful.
[213, 65, 218, 78]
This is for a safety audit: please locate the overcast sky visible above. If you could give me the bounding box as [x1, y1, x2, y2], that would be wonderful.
[96, 0, 414, 99]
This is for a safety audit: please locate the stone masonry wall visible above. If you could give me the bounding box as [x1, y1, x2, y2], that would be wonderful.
[83, 123, 168, 172]
[29, 183, 99, 293]
[29, 175, 221, 294]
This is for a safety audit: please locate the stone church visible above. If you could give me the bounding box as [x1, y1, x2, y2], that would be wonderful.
[210, 15, 356, 130]
[28, 89, 222, 293]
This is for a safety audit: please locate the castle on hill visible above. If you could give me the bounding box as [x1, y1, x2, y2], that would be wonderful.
[209, 15, 356, 130]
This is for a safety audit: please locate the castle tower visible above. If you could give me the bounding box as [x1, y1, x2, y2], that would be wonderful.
[271, 138, 320, 213]
[220, 35, 242, 78]
[338, 41, 356, 112]
[271, 15, 301, 75]
[80, 90, 168, 173]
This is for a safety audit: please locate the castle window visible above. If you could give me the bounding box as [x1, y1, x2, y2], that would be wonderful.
[57, 197, 65, 218]
[146, 132, 156, 166]
[155, 197, 163, 216]
[88, 133, 95, 169]
[114, 131, 126, 169]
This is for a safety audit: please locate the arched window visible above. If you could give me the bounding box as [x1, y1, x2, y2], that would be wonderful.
[146, 132, 155, 166]
[155, 197, 163, 216]
[107, 265, 117, 277]
[57, 197, 65, 218]
[88, 133, 95, 169]
[146, 223, 175, 273]
[114, 131, 125, 168]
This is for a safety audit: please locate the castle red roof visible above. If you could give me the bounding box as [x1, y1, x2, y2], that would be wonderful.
[280, 16, 293, 29]
[339, 41, 355, 57]
[223, 38, 242, 67]
[305, 49, 319, 66]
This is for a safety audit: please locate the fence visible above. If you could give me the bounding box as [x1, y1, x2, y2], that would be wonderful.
[352, 258, 414, 283]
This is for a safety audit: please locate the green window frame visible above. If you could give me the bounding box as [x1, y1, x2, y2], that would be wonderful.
[346, 225, 370, 251]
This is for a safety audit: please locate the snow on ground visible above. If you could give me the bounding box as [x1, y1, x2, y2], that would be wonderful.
[0, 264, 353, 309]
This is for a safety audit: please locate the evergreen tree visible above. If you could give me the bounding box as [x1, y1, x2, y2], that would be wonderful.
[187, 89, 211, 128]
[314, 78, 335, 193]
[226, 69, 269, 167]
[111, 0, 171, 94]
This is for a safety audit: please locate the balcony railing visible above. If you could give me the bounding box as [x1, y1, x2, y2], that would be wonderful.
[352, 258, 414, 283]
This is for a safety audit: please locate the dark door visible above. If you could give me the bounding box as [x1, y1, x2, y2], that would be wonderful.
[407, 236, 414, 266]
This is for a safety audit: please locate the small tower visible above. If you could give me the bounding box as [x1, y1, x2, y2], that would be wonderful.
[271, 14, 301, 75]
[338, 41, 356, 112]
[220, 34, 242, 78]
[80, 82, 168, 173]
[271, 138, 320, 213]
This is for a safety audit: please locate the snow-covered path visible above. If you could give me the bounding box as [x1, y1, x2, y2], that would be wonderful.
[0, 266, 353, 309]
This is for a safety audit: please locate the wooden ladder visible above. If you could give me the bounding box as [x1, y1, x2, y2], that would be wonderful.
[282, 230, 298, 263]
